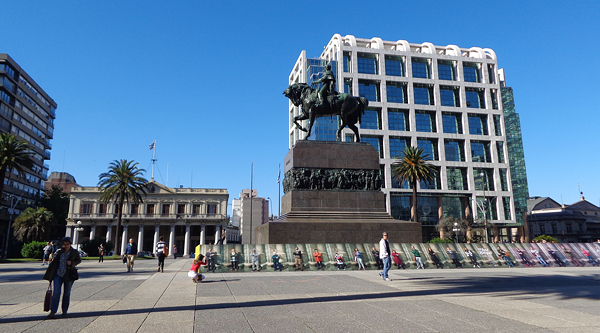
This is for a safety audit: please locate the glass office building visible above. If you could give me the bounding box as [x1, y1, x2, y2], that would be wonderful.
[288, 35, 529, 241]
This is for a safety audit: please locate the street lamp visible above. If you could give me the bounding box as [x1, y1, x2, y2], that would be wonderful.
[452, 222, 460, 243]
[3, 194, 22, 259]
[74, 221, 84, 250]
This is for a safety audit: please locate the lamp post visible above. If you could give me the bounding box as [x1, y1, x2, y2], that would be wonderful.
[74, 221, 84, 250]
[452, 222, 460, 243]
[3, 194, 22, 259]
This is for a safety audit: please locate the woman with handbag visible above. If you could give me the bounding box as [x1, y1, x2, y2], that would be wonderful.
[43, 237, 81, 319]
[156, 236, 167, 272]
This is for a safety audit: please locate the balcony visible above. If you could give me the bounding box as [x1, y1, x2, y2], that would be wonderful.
[71, 213, 228, 221]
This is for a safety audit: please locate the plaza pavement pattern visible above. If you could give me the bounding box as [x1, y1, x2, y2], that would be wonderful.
[1, 258, 599, 333]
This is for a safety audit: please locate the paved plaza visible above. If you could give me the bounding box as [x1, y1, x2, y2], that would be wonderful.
[1, 258, 599, 333]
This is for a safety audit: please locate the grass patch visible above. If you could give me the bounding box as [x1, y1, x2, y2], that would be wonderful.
[0, 258, 42, 263]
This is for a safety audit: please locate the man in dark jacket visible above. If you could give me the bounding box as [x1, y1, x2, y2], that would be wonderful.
[206, 249, 216, 272]
[446, 247, 463, 268]
[124, 239, 138, 272]
[43, 237, 81, 318]
[372, 247, 382, 270]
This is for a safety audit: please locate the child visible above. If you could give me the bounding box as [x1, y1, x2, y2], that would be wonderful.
[188, 254, 206, 283]
[334, 253, 345, 270]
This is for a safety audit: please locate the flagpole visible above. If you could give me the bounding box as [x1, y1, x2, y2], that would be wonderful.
[151, 139, 156, 181]
[250, 162, 253, 244]
[278, 163, 281, 217]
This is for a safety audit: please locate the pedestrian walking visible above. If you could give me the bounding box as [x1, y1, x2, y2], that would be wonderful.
[412, 245, 424, 269]
[173, 245, 178, 259]
[251, 248, 260, 272]
[98, 244, 105, 263]
[43, 237, 81, 319]
[42, 242, 52, 266]
[314, 249, 324, 270]
[156, 236, 167, 272]
[124, 239, 137, 272]
[379, 232, 391, 281]
[293, 247, 304, 271]
[355, 248, 365, 270]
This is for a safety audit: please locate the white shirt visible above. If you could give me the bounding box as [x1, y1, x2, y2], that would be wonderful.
[379, 238, 390, 259]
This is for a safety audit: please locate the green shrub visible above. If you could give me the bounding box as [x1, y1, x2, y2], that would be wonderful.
[428, 237, 454, 244]
[81, 237, 113, 256]
[21, 241, 46, 259]
[532, 235, 559, 243]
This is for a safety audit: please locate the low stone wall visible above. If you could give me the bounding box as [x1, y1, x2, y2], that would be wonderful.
[192, 242, 600, 272]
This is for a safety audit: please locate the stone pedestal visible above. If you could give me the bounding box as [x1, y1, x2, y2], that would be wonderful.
[255, 141, 421, 244]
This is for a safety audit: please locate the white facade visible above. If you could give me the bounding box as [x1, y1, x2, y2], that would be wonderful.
[66, 181, 229, 255]
[288, 34, 519, 240]
[232, 189, 269, 244]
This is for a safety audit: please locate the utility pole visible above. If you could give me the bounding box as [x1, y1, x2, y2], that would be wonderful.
[3, 194, 22, 259]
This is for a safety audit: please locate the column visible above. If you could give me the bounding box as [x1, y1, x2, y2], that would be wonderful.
[437, 197, 444, 239]
[72, 228, 79, 249]
[223, 226, 227, 244]
[121, 226, 128, 255]
[138, 225, 144, 252]
[169, 224, 175, 257]
[106, 226, 112, 244]
[200, 224, 205, 245]
[184, 224, 190, 256]
[89, 225, 95, 240]
[214, 225, 221, 243]
[66, 226, 73, 238]
[153, 225, 159, 253]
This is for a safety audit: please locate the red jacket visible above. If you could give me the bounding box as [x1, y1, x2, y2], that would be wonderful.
[190, 260, 206, 272]
[313, 252, 323, 262]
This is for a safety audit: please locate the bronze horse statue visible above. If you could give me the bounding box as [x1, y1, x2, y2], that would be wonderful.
[283, 83, 368, 142]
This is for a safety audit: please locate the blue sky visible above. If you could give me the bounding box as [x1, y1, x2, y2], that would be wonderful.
[3, 1, 600, 214]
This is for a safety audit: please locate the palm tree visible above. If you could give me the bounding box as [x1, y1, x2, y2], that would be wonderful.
[98, 160, 149, 256]
[391, 146, 437, 223]
[0, 133, 33, 198]
[13, 207, 53, 242]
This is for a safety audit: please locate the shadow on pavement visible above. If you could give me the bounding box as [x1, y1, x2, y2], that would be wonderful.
[1, 273, 599, 324]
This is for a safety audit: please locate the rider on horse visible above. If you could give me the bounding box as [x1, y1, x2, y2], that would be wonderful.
[312, 62, 337, 111]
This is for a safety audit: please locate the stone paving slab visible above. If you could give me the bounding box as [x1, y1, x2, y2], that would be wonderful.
[0, 259, 599, 332]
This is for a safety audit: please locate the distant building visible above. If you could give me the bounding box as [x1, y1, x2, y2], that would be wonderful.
[527, 196, 600, 243]
[288, 34, 529, 242]
[45, 172, 78, 192]
[66, 181, 229, 255]
[232, 189, 269, 244]
[1, 54, 56, 252]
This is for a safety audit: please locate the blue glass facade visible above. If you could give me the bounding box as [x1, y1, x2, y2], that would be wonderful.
[306, 59, 339, 141]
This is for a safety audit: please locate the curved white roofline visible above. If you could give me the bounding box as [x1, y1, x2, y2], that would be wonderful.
[445, 45, 461, 56]
[468, 47, 484, 58]
[421, 42, 435, 54]
[370, 37, 384, 49]
[343, 34, 356, 47]
[395, 40, 410, 52]
[482, 48, 497, 60]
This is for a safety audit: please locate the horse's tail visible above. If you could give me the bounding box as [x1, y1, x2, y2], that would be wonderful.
[357, 97, 368, 124]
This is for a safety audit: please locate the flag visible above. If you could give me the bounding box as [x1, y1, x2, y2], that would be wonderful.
[277, 163, 280, 184]
[149, 140, 155, 150]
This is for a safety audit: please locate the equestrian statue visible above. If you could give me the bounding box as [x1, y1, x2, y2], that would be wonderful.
[283, 63, 368, 142]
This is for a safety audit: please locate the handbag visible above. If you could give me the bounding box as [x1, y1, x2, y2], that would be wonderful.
[123, 256, 127, 263]
[163, 245, 169, 257]
[69, 267, 79, 281]
[43, 282, 52, 312]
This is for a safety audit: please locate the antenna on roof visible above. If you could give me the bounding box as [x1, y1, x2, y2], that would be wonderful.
[578, 184, 585, 200]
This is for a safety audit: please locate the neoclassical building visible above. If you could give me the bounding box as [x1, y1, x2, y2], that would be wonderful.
[66, 181, 229, 256]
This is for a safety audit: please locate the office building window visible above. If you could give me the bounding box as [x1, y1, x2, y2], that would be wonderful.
[420, 166, 440, 189]
[442, 112, 462, 134]
[192, 204, 201, 215]
[357, 52, 378, 74]
[343, 52, 351, 73]
[0, 90, 12, 105]
[493, 115, 502, 136]
[503, 197, 511, 220]
[344, 78, 352, 94]
[468, 114, 488, 135]
[380, 165, 385, 189]
[463, 62, 481, 82]
[361, 108, 381, 129]
[358, 80, 380, 102]
[388, 109, 409, 131]
[471, 141, 491, 163]
[438, 60, 456, 80]
[499, 168, 508, 191]
[491, 89, 499, 109]
[496, 141, 505, 163]
[415, 111, 436, 132]
[385, 55, 404, 76]
[417, 138, 438, 160]
[465, 88, 485, 108]
[447, 168, 468, 190]
[412, 58, 430, 79]
[162, 204, 170, 216]
[131, 204, 139, 215]
[390, 196, 411, 220]
[474, 168, 494, 191]
[444, 140, 465, 162]
[413, 83, 433, 105]
[386, 82, 407, 103]
[389, 137, 410, 159]
[345, 133, 355, 142]
[98, 204, 107, 215]
[439, 85, 460, 107]
[362, 135, 383, 158]
[177, 204, 185, 215]
[81, 203, 93, 215]
[208, 204, 217, 215]
[146, 204, 155, 215]
[391, 166, 410, 189]
[487, 64, 495, 84]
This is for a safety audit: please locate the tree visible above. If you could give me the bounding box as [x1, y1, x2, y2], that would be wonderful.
[98, 160, 149, 256]
[12, 207, 53, 243]
[0, 133, 33, 197]
[532, 235, 559, 243]
[437, 216, 486, 243]
[41, 185, 69, 239]
[391, 146, 437, 223]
